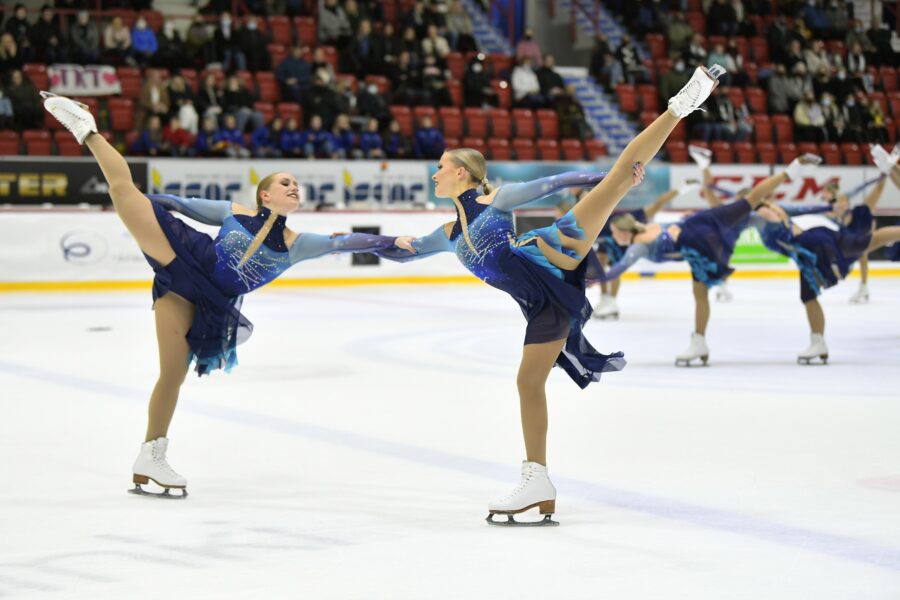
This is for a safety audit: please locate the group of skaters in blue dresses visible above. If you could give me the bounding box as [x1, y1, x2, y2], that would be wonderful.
[39, 62, 900, 526]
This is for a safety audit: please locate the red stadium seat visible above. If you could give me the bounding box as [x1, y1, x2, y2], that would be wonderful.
[23, 130, 51, 155]
[771, 115, 794, 143]
[389, 105, 413, 136]
[254, 102, 275, 123]
[777, 142, 798, 164]
[487, 54, 513, 79]
[413, 106, 437, 124]
[447, 52, 465, 80]
[462, 136, 486, 156]
[294, 17, 316, 46]
[841, 142, 863, 165]
[734, 141, 755, 163]
[584, 139, 607, 159]
[666, 140, 688, 162]
[536, 109, 558, 139]
[255, 71, 279, 102]
[23, 64, 48, 90]
[638, 84, 659, 112]
[757, 142, 777, 164]
[267, 44, 287, 69]
[751, 114, 772, 143]
[463, 107, 488, 138]
[646, 33, 667, 59]
[615, 84, 638, 114]
[108, 98, 134, 132]
[439, 107, 463, 138]
[268, 16, 293, 45]
[488, 108, 512, 138]
[447, 80, 463, 107]
[491, 79, 511, 109]
[488, 138, 511, 160]
[537, 139, 560, 161]
[512, 108, 535, 139]
[512, 139, 536, 160]
[797, 142, 819, 156]
[560, 139, 585, 161]
[54, 131, 82, 156]
[745, 88, 767, 113]
[686, 11, 706, 34]
[0, 131, 19, 155]
[139, 10, 164, 32]
[879, 67, 898, 92]
[820, 142, 841, 165]
[750, 37, 768, 63]
[889, 91, 900, 117]
[711, 141, 734, 163]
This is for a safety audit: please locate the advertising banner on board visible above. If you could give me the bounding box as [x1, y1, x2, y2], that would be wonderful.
[48, 64, 122, 96]
[0, 158, 147, 205]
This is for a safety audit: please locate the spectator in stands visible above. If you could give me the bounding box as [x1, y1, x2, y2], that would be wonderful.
[767, 63, 792, 113]
[866, 19, 896, 67]
[217, 113, 251, 158]
[281, 116, 305, 156]
[168, 75, 200, 134]
[413, 115, 445, 159]
[789, 62, 813, 106]
[724, 39, 749, 87]
[841, 91, 869, 142]
[863, 93, 888, 143]
[131, 16, 158, 68]
[618, 34, 648, 84]
[682, 33, 707, 70]
[512, 56, 545, 109]
[378, 22, 403, 68]
[222, 74, 264, 133]
[239, 16, 271, 72]
[103, 16, 132, 66]
[251, 116, 284, 158]
[345, 19, 378, 77]
[812, 64, 832, 98]
[556, 85, 591, 139]
[829, 67, 857, 101]
[360, 117, 384, 158]
[588, 33, 613, 81]
[133, 115, 169, 156]
[4, 69, 40, 129]
[384, 118, 413, 158]
[390, 50, 424, 105]
[804, 39, 834, 75]
[844, 19, 874, 60]
[846, 41, 868, 87]
[311, 46, 337, 85]
[357, 81, 391, 126]
[733, 0, 758, 36]
[0, 34, 23, 83]
[784, 39, 806, 72]
[29, 5, 63, 64]
[163, 116, 194, 157]
[4, 4, 32, 60]
[766, 15, 791, 64]
[421, 24, 450, 65]
[196, 115, 226, 156]
[664, 12, 693, 58]
[70, 11, 100, 65]
[402, 1, 431, 40]
[658, 59, 690, 105]
[794, 90, 827, 142]
[463, 53, 498, 107]
[422, 54, 451, 106]
[825, 0, 849, 40]
[820, 92, 845, 141]
[400, 26, 423, 67]
[196, 72, 224, 123]
[214, 12, 245, 72]
[446, 0, 476, 53]
[185, 15, 215, 67]
[319, 0, 353, 49]
[0, 89, 13, 130]
[139, 70, 170, 129]
[344, 0, 365, 38]
[335, 76, 357, 116]
[802, 0, 829, 38]
[426, 0, 448, 29]
[302, 114, 337, 158]
[706, 0, 737, 36]
[515, 27, 542, 66]
[331, 113, 356, 158]
[303, 73, 339, 129]
[707, 43, 732, 86]
[155, 20, 184, 71]
[276, 45, 312, 104]
[536, 54, 566, 100]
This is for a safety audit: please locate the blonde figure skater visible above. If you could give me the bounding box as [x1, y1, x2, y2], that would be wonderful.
[375, 66, 725, 525]
[42, 93, 405, 498]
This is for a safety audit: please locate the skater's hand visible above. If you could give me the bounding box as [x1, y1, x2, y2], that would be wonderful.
[330, 231, 349, 237]
[395, 236, 417, 253]
[632, 162, 645, 187]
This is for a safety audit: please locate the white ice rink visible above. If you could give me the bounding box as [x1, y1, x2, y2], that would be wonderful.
[1, 277, 899, 599]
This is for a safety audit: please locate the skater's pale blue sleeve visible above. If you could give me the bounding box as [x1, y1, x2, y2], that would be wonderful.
[289, 232, 399, 263]
[146, 194, 232, 226]
[491, 171, 607, 212]
[780, 203, 832, 217]
[601, 243, 650, 281]
[374, 224, 454, 262]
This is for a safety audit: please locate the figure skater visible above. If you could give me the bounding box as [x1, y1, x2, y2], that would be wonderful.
[375, 66, 725, 525]
[42, 93, 404, 498]
[600, 155, 822, 366]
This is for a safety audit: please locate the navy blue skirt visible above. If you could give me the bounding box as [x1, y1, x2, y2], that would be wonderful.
[146, 201, 253, 376]
[677, 200, 751, 287]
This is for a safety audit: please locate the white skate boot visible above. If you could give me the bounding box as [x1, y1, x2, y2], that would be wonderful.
[675, 332, 709, 366]
[870, 144, 899, 174]
[715, 283, 734, 302]
[848, 283, 870, 304]
[41, 91, 97, 144]
[667, 65, 725, 118]
[129, 437, 188, 499]
[592, 293, 620, 320]
[688, 144, 712, 169]
[487, 461, 558, 526]
[797, 333, 828, 365]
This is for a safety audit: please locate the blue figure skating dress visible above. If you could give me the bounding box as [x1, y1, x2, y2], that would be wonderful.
[145, 194, 396, 376]
[377, 185, 625, 389]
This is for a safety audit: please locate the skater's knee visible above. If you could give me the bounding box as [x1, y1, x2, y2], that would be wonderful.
[157, 363, 189, 388]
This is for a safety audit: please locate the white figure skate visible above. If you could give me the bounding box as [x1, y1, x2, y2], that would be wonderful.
[592, 293, 620, 320]
[487, 461, 558, 526]
[40, 91, 97, 144]
[869, 144, 899, 174]
[797, 333, 828, 365]
[675, 332, 709, 366]
[715, 283, 734, 302]
[688, 144, 712, 169]
[848, 283, 870, 304]
[667, 65, 725, 118]
[129, 437, 188, 499]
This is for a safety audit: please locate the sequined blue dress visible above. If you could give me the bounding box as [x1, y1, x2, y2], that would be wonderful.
[145, 195, 396, 376]
[377, 186, 625, 389]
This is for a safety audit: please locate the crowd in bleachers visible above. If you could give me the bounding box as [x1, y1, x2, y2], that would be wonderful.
[0, 1, 602, 162]
[589, 0, 900, 163]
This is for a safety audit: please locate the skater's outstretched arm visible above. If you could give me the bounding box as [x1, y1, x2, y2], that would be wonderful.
[491, 172, 608, 212]
[289, 231, 403, 263]
[374, 223, 455, 262]
[599, 243, 651, 281]
[780, 203, 833, 217]
[862, 176, 887, 211]
[147, 194, 233, 226]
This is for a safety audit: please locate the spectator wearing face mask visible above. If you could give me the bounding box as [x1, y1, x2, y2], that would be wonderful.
[511, 56, 545, 109]
[131, 16, 158, 67]
[794, 90, 827, 143]
[767, 64, 792, 114]
[841, 92, 869, 142]
[462, 53, 498, 107]
[214, 12, 246, 71]
[820, 92, 845, 141]
[238, 16, 271, 72]
[658, 59, 690, 105]
[825, 0, 849, 40]
[155, 20, 184, 70]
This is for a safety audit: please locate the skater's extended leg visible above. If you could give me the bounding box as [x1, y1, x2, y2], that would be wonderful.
[145, 292, 194, 441]
[866, 226, 900, 253]
[804, 298, 825, 335]
[516, 336, 567, 466]
[693, 281, 711, 335]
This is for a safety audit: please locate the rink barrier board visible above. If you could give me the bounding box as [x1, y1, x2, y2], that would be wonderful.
[3, 268, 900, 293]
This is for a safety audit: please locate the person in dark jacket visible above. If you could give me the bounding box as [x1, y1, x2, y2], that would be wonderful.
[413, 115, 445, 159]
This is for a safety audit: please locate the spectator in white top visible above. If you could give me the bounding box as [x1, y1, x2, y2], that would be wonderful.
[511, 56, 545, 109]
